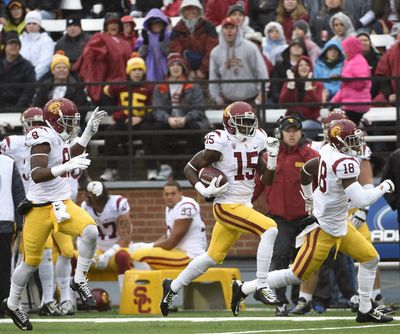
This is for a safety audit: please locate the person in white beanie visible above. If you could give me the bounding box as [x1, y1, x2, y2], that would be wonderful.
[20, 10, 55, 80]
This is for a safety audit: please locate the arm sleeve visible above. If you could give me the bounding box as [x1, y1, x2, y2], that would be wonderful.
[345, 181, 386, 208]
[11, 163, 25, 230]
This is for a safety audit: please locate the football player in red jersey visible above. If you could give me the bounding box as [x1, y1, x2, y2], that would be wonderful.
[160, 101, 281, 316]
[1, 98, 107, 330]
[257, 119, 394, 323]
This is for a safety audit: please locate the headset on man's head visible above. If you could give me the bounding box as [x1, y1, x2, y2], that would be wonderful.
[274, 116, 303, 140]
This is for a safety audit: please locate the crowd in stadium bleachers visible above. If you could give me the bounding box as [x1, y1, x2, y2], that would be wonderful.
[1, 0, 400, 181]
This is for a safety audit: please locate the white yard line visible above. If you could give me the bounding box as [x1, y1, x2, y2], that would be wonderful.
[199, 323, 400, 334]
[0, 316, 399, 324]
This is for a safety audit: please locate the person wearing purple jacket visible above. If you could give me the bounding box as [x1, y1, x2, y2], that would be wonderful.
[136, 8, 171, 82]
[331, 36, 371, 126]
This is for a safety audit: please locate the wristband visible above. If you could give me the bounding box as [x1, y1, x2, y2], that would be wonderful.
[267, 155, 277, 170]
[301, 182, 313, 199]
[77, 128, 92, 148]
[195, 182, 206, 196]
[51, 165, 67, 177]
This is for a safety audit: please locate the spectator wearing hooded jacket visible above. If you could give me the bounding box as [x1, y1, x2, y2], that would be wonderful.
[170, 0, 218, 80]
[263, 21, 287, 65]
[291, 20, 321, 64]
[313, 39, 344, 100]
[209, 17, 269, 106]
[279, 56, 325, 130]
[311, 0, 352, 47]
[73, 14, 132, 104]
[270, 38, 308, 103]
[1, 0, 27, 35]
[19, 10, 54, 81]
[331, 36, 371, 126]
[205, 0, 250, 26]
[0, 31, 36, 110]
[136, 8, 170, 82]
[329, 12, 355, 43]
[275, 0, 309, 42]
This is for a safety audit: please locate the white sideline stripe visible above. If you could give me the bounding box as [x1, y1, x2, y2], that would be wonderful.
[199, 323, 400, 334]
[0, 316, 399, 324]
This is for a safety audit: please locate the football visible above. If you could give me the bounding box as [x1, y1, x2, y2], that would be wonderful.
[199, 167, 228, 187]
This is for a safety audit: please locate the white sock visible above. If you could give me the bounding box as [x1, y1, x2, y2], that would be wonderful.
[268, 269, 302, 289]
[118, 274, 125, 291]
[39, 249, 54, 304]
[56, 255, 72, 302]
[299, 291, 313, 302]
[256, 228, 277, 289]
[170, 253, 216, 293]
[134, 261, 151, 270]
[8, 262, 37, 310]
[74, 256, 92, 283]
[372, 288, 381, 300]
[242, 279, 258, 295]
[358, 257, 378, 313]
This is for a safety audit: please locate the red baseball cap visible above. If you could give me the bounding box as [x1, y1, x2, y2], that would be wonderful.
[221, 17, 238, 28]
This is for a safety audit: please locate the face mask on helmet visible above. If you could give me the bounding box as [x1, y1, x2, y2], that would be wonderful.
[57, 112, 81, 141]
[339, 129, 364, 156]
[228, 113, 258, 141]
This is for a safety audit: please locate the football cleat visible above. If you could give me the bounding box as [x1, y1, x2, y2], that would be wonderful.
[60, 300, 75, 316]
[253, 286, 280, 306]
[1, 299, 33, 331]
[160, 279, 177, 317]
[39, 300, 62, 316]
[275, 304, 289, 316]
[70, 279, 96, 309]
[290, 297, 312, 314]
[231, 280, 247, 317]
[356, 307, 394, 323]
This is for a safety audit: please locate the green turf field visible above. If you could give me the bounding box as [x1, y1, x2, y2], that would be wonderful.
[1, 309, 399, 333]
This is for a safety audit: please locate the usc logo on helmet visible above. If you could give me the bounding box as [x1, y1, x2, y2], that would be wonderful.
[329, 124, 343, 138]
[47, 101, 62, 115]
[223, 104, 232, 117]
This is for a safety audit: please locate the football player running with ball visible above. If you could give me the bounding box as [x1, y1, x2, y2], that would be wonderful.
[160, 101, 281, 316]
[258, 119, 394, 323]
[1, 98, 107, 330]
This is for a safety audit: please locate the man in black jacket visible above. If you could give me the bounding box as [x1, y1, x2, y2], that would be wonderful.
[381, 148, 400, 222]
[0, 31, 36, 111]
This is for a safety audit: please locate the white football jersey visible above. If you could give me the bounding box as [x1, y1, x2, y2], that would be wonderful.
[81, 195, 130, 251]
[1, 135, 30, 191]
[25, 126, 71, 203]
[204, 129, 267, 206]
[165, 196, 207, 258]
[313, 144, 360, 237]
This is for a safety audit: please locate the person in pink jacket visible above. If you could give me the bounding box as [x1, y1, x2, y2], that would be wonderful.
[331, 36, 371, 126]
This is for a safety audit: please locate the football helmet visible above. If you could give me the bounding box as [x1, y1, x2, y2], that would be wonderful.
[322, 110, 348, 141]
[21, 107, 44, 133]
[327, 119, 364, 156]
[91, 288, 111, 312]
[43, 98, 80, 141]
[223, 101, 258, 141]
